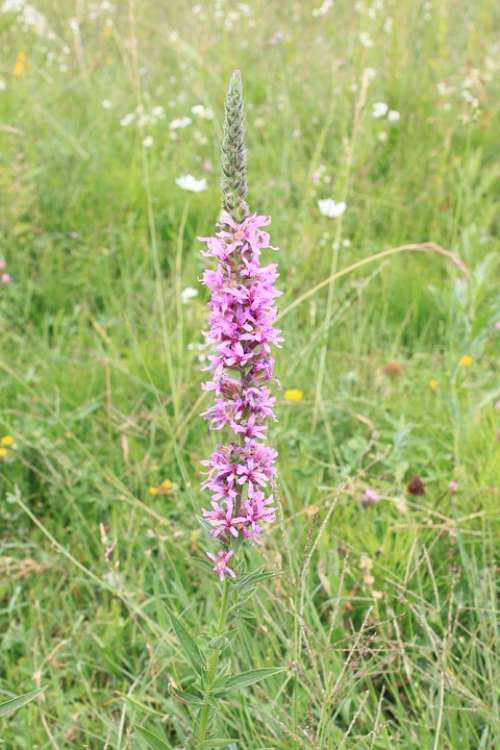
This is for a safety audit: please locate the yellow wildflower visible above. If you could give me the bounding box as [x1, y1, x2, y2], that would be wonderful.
[429, 378, 439, 392]
[148, 479, 173, 496]
[0, 447, 9, 459]
[1, 435, 14, 446]
[284, 388, 303, 402]
[459, 354, 473, 368]
[103, 23, 113, 39]
[13, 51, 26, 77]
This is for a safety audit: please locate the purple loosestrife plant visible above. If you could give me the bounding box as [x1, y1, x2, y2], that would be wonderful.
[191, 71, 284, 748]
[199, 71, 282, 577]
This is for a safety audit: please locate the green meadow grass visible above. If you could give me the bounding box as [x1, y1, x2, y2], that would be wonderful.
[1, 0, 499, 747]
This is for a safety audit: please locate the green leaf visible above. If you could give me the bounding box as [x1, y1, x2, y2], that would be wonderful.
[170, 614, 206, 676]
[233, 569, 279, 591]
[0, 689, 44, 718]
[215, 667, 285, 694]
[135, 725, 172, 749]
[201, 740, 239, 748]
[172, 689, 205, 707]
[208, 635, 229, 650]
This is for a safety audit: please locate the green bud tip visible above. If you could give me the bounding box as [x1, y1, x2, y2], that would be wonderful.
[221, 69, 249, 223]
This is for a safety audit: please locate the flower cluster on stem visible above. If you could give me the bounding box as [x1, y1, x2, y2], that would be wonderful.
[200, 212, 281, 578]
[199, 70, 281, 580]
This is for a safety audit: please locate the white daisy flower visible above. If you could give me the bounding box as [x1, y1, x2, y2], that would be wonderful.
[388, 110, 400, 123]
[175, 174, 207, 192]
[191, 104, 214, 120]
[318, 199, 347, 218]
[169, 116, 192, 130]
[312, 0, 334, 18]
[181, 286, 199, 304]
[359, 32, 373, 47]
[120, 112, 135, 127]
[372, 101, 388, 118]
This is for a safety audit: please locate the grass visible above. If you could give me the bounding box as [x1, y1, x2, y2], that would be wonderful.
[1, 0, 499, 747]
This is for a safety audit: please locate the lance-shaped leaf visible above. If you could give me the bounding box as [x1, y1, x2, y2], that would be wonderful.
[135, 725, 172, 749]
[170, 613, 206, 676]
[214, 667, 285, 695]
[0, 688, 44, 718]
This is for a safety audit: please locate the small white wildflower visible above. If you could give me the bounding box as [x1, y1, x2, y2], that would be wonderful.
[387, 110, 400, 123]
[372, 101, 388, 118]
[364, 67, 377, 81]
[181, 286, 199, 304]
[359, 32, 373, 47]
[120, 112, 135, 127]
[101, 99, 112, 110]
[318, 199, 347, 218]
[169, 116, 192, 130]
[3, 1, 49, 36]
[143, 135, 154, 148]
[175, 174, 207, 193]
[0, 79, 6, 91]
[191, 104, 214, 120]
[152, 105, 165, 119]
[437, 81, 453, 96]
[68, 17, 79, 33]
[2, 0, 24, 11]
[462, 90, 478, 107]
[378, 131, 388, 142]
[312, 0, 334, 17]
[342, 238, 351, 248]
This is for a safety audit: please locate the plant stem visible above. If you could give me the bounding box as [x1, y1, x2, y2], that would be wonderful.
[195, 579, 231, 748]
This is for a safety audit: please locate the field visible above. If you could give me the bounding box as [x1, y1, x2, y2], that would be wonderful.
[1, 0, 499, 748]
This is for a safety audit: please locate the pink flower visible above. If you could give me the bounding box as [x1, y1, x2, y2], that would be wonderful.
[207, 550, 236, 581]
[200, 213, 280, 576]
[448, 480, 459, 493]
[1, 273, 11, 284]
[203, 498, 246, 539]
[361, 488, 381, 507]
